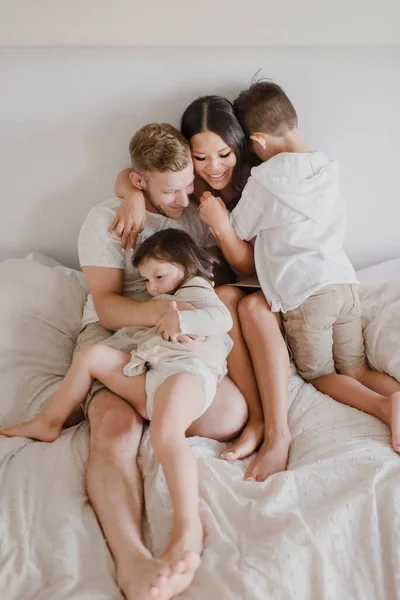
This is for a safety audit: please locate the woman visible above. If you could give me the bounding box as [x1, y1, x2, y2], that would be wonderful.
[111, 96, 291, 481]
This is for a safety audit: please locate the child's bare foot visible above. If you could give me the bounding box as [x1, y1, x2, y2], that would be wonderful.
[149, 519, 203, 599]
[0, 415, 62, 442]
[117, 554, 171, 600]
[220, 419, 264, 461]
[389, 392, 400, 453]
[245, 430, 291, 482]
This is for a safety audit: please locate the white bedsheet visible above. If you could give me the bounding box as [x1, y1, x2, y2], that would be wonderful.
[1, 259, 400, 600]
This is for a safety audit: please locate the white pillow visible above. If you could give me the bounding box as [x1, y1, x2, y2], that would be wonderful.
[0, 259, 87, 424]
[26, 251, 88, 290]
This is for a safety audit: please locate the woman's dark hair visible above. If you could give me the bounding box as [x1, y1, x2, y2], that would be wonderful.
[180, 95, 249, 196]
[133, 228, 218, 283]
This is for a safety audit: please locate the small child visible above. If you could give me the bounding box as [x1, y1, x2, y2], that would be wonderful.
[230, 80, 400, 452]
[0, 228, 234, 585]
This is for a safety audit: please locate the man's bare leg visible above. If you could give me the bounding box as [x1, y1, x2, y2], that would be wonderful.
[86, 387, 173, 600]
[238, 291, 291, 481]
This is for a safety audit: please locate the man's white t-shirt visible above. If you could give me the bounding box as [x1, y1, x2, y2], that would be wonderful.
[230, 152, 358, 313]
[79, 197, 214, 327]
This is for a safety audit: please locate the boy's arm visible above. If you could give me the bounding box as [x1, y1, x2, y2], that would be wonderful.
[82, 266, 193, 331]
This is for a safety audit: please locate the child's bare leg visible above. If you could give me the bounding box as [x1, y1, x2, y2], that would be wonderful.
[312, 371, 400, 452]
[0, 344, 133, 441]
[148, 373, 205, 599]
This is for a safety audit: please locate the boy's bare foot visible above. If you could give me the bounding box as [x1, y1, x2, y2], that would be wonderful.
[0, 415, 62, 442]
[389, 392, 400, 453]
[149, 519, 203, 599]
[244, 430, 291, 482]
[220, 419, 264, 461]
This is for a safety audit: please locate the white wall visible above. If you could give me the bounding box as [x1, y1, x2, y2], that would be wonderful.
[1, 0, 400, 47]
[1, 47, 400, 269]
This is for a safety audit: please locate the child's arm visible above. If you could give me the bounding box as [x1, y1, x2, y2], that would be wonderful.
[109, 168, 146, 249]
[199, 192, 255, 278]
[155, 286, 233, 340]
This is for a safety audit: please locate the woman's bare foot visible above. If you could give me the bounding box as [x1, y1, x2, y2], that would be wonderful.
[149, 519, 203, 599]
[220, 419, 264, 461]
[389, 392, 400, 453]
[245, 429, 291, 482]
[0, 415, 62, 442]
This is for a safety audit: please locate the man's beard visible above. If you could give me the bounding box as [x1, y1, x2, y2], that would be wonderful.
[143, 189, 182, 219]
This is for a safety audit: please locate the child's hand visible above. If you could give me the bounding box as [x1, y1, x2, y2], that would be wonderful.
[176, 334, 208, 343]
[108, 189, 146, 250]
[198, 191, 231, 234]
[156, 301, 182, 341]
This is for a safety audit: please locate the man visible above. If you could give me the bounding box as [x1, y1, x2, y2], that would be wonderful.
[76, 123, 248, 600]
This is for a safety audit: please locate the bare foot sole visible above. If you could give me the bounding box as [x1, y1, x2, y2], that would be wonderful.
[245, 432, 291, 482]
[220, 420, 264, 461]
[390, 392, 400, 453]
[0, 417, 62, 442]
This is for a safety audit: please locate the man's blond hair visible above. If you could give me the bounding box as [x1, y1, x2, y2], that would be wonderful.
[129, 123, 191, 173]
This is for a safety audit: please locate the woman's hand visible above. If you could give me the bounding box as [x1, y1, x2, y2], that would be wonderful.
[198, 191, 231, 235]
[108, 189, 146, 250]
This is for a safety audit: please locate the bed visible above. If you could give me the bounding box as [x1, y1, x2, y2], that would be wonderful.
[1, 255, 400, 600]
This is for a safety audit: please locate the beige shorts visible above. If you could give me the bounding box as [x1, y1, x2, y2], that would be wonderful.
[73, 321, 113, 416]
[282, 284, 365, 380]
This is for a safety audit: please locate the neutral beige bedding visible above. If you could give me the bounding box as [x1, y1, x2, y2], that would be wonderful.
[1, 258, 400, 600]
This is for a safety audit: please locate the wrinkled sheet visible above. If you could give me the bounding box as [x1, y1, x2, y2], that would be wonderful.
[1, 266, 400, 599]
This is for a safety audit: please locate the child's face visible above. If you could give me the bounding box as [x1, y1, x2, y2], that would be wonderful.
[139, 257, 186, 296]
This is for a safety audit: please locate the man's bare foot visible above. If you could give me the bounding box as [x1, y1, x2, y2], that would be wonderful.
[389, 392, 400, 453]
[220, 419, 264, 461]
[149, 519, 203, 599]
[245, 430, 291, 482]
[0, 415, 62, 442]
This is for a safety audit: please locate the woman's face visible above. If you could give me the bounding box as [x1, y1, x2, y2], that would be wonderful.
[190, 130, 237, 191]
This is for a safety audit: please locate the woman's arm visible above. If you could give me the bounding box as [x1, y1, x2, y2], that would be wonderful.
[198, 192, 255, 277]
[110, 169, 146, 249]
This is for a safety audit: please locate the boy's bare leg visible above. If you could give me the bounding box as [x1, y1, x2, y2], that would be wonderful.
[312, 370, 400, 452]
[237, 291, 291, 481]
[148, 374, 205, 599]
[215, 286, 264, 462]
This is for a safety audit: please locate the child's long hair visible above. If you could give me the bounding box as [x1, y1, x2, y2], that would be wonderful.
[133, 228, 217, 283]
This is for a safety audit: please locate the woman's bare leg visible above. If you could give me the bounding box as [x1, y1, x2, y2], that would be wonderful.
[238, 291, 291, 481]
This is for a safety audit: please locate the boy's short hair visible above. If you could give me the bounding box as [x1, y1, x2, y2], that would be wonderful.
[234, 81, 298, 137]
[129, 123, 191, 173]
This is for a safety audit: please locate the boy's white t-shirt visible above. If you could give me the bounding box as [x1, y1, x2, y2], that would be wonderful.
[79, 197, 214, 327]
[230, 152, 358, 313]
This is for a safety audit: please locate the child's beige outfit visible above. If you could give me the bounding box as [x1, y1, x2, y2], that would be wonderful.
[102, 277, 233, 418]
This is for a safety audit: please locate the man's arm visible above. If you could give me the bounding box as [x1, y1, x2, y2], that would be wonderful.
[83, 266, 192, 330]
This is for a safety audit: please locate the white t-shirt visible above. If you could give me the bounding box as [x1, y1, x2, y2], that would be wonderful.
[79, 197, 214, 327]
[230, 152, 358, 313]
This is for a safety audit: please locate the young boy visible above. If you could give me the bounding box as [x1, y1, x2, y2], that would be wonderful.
[230, 80, 400, 452]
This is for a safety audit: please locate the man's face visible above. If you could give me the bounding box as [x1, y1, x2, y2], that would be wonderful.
[142, 162, 195, 219]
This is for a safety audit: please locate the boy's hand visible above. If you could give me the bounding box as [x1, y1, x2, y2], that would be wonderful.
[199, 191, 231, 235]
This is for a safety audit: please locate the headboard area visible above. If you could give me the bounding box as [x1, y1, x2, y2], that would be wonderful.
[1, 46, 399, 269]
